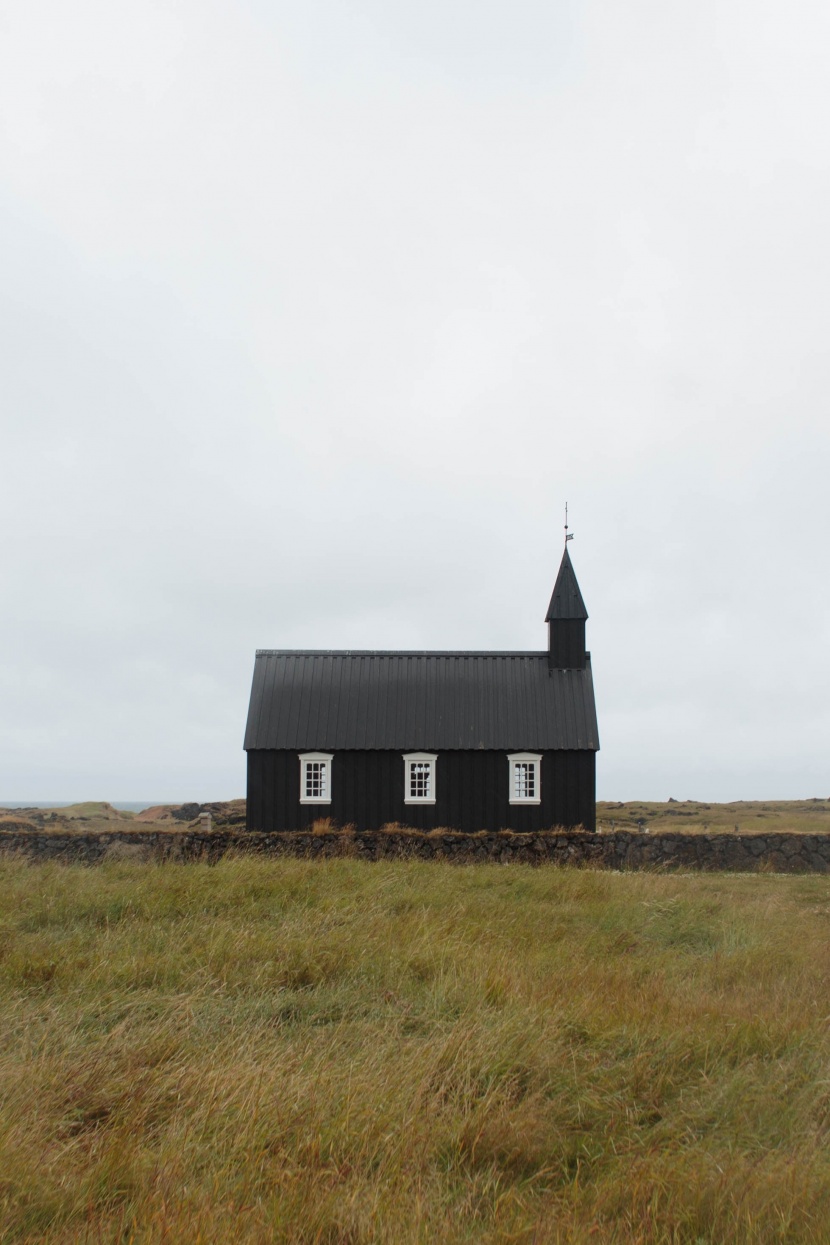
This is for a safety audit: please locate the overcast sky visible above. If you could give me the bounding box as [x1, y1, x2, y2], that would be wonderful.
[1, 0, 829, 803]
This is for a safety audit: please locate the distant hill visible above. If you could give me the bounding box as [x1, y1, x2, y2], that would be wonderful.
[597, 798, 830, 834]
[0, 801, 134, 824]
[4, 798, 829, 835]
[0, 800, 246, 831]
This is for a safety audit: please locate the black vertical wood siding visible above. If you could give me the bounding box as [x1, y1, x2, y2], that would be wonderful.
[548, 620, 586, 669]
[247, 750, 596, 834]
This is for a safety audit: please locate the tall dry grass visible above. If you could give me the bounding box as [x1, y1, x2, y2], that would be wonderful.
[2, 857, 830, 1242]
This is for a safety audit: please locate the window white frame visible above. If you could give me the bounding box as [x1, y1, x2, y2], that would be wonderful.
[299, 752, 333, 804]
[508, 753, 542, 805]
[403, 752, 437, 804]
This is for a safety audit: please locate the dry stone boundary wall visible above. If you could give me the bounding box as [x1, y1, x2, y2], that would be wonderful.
[2, 828, 830, 871]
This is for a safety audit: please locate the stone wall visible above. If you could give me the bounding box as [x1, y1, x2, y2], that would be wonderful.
[1, 827, 830, 871]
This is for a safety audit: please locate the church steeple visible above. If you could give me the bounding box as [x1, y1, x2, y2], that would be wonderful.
[546, 546, 588, 669]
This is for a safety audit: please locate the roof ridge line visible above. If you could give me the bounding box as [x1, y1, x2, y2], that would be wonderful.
[254, 649, 552, 657]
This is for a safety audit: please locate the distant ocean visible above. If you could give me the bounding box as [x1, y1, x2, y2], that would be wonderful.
[0, 801, 165, 813]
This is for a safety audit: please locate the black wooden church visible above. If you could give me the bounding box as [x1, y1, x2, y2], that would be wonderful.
[244, 546, 599, 832]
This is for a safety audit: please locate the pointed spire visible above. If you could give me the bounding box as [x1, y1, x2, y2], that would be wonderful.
[545, 546, 588, 622]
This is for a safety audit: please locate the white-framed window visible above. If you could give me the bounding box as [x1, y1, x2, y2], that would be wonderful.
[299, 752, 333, 804]
[403, 753, 437, 804]
[508, 753, 542, 805]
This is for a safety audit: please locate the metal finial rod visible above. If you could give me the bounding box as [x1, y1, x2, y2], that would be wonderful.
[564, 502, 574, 543]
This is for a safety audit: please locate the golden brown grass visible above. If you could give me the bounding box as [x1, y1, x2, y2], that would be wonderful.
[3, 858, 830, 1242]
[598, 798, 830, 834]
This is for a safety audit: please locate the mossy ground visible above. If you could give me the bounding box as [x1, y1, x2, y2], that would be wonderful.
[2, 857, 830, 1242]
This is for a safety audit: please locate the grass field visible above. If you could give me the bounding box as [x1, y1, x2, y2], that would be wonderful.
[3, 858, 830, 1243]
[596, 799, 830, 835]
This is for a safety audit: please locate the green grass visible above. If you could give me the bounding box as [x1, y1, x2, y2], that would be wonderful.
[3, 858, 830, 1242]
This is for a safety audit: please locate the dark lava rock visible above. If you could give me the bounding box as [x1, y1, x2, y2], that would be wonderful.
[172, 803, 202, 822]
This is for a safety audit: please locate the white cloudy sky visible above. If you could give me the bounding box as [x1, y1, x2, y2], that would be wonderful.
[1, 0, 829, 803]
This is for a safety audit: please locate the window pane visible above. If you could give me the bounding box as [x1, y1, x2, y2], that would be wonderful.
[409, 761, 432, 799]
[305, 761, 327, 799]
[513, 762, 536, 800]
[514, 763, 526, 798]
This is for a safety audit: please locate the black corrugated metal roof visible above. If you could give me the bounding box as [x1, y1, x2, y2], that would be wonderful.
[244, 650, 599, 752]
[545, 546, 588, 621]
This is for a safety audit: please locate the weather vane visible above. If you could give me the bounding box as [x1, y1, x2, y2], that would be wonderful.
[564, 502, 574, 544]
